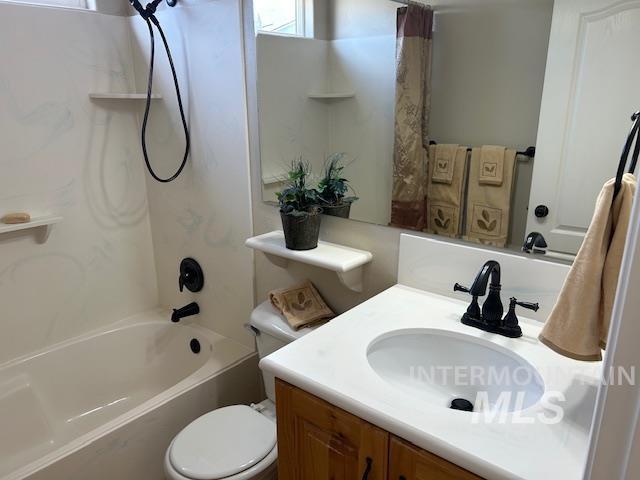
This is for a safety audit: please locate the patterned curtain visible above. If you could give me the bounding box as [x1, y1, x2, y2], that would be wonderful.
[390, 3, 434, 230]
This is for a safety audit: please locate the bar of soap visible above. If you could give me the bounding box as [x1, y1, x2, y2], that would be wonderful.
[1, 213, 31, 224]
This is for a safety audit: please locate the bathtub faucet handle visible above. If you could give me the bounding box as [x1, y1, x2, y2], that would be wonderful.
[178, 258, 204, 293]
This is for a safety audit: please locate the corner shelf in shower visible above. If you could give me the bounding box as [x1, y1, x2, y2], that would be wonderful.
[307, 92, 355, 100]
[88, 93, 163, 100]
[0, 215, 63, 243]
[245, 230, 372, 292]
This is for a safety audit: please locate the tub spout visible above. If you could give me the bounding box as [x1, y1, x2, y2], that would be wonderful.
[171, 302, 200, 323]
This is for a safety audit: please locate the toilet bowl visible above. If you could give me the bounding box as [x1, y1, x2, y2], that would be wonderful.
[165, 301, 318, 480]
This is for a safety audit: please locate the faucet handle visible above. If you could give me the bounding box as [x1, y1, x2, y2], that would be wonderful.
[514, 299, 539, 312]
[500, 297, 540, 338]
[453, 283, 471, 294]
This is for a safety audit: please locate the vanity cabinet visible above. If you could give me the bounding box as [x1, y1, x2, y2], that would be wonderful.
[275, 379, 389, 480]
[275, 379, 483, 480]
[389, 436, 482, 480]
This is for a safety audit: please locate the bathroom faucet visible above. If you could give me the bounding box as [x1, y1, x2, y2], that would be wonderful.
[454, 260, 539, 338]
[171, 302, 200, 323]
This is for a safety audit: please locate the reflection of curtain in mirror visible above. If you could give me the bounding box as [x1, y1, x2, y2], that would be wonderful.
[390, 3, 434, 230]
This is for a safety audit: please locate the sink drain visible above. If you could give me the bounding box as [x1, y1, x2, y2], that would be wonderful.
[450, 398, 474, 412]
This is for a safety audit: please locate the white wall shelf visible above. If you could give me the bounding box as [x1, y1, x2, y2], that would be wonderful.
[307, 93, 355, 100]
[89, 93, 162, 100]
[245, 230, 372, 292]
[0, 215, 63, 243]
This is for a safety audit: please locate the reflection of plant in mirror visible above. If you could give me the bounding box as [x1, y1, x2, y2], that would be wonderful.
[276, 159, 320, 217]
[317, 154, 358, 206]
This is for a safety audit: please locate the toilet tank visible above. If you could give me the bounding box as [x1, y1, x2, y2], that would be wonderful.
[249, 301, 318, 402]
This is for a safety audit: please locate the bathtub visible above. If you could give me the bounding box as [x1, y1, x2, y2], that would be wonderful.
[0, 310, 260, 480]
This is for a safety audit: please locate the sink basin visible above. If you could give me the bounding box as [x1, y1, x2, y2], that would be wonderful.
[367, 329, 544, 413]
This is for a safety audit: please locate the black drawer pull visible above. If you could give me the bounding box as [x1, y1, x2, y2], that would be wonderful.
[362, 457, 373, 480]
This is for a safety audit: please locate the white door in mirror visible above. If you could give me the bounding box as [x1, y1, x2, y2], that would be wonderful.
[527, 0, 640, 254]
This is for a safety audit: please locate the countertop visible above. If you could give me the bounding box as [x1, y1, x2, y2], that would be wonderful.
[260, 285, 602, 480]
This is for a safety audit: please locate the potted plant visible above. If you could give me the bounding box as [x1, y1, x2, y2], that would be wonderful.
[317, 154, 358, 218]
[277, 160, 322, 250]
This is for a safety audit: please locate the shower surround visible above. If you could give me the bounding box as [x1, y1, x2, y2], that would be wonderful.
[0, 0, 257, 478]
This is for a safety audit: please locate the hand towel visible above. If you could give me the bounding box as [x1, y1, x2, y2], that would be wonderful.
[463, 147, 516, 248]
[539, 173, 637, 361]
[478, 145, 506, 186]
[269, 280, 335, 330]
[431, 144, 459, 184]
[426, 145, 469, 237]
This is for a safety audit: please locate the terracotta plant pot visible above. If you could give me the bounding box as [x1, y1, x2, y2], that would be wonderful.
[280, 209, 322, 250]
[321, 203, 352, 218]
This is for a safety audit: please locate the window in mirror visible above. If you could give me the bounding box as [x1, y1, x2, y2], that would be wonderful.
[254, 0, 306, 37]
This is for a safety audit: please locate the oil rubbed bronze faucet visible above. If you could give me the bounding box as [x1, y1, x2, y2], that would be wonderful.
[171, 302, 200, 323]
[454, 260, 539, 338]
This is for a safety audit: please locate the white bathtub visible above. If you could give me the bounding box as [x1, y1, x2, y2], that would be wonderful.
[0, 310, 260, 480]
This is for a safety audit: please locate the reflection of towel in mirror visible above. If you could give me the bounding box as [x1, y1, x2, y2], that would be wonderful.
[426, 145, 469, 237]
[539, 174, 637, 361]
[463, 147, 516, 248]
[269, 280, 335, 330]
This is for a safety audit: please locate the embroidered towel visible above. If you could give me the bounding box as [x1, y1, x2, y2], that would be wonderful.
[431, 144, 459, 184]
[269, 280, 335, 330]
[463, 147, 516, 248]
[478, 145, 505, 186]
[426, 145, 469, 237]
[539, 174, 637, 361]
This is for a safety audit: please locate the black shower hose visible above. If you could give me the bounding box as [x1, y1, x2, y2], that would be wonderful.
[141, 16, 190, 183]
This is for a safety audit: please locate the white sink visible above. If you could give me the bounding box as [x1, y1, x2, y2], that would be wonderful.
[367, 329, 545, 413]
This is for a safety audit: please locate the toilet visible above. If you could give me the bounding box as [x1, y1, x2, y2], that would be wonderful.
[164, 301, 317, 480]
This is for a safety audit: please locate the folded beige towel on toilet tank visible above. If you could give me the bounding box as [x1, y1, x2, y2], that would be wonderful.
[464, 146, 516, 248]
[426, 145, 469, 237]
[269, 280, 334, 330]
[539, 173, 636, 361]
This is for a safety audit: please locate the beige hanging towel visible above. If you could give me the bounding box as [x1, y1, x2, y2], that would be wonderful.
[431, 144, 458, 184]
[426, 145, 469, 237]
[478, 145, 505, 186]
[269, 280, 335, 330]
[539, 174, 637, 361]
[464, 146, 516, 248]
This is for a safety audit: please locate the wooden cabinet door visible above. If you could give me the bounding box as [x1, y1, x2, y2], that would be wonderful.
[388, 436, 483, 480]
[276, 379, 389, 480]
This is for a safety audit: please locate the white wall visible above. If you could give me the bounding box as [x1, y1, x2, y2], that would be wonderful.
[0, 2, 158, 364]
[257, 34, 330, 200]
[328, 35, 396, 225]
[129, 0, 255, 348]
[429, 0, 552, 148]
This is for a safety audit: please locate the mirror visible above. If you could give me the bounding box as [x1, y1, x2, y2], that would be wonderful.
[252, 0, 640, 256]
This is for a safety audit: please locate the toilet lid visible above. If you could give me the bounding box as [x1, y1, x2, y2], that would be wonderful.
[170, 405, 277, 480]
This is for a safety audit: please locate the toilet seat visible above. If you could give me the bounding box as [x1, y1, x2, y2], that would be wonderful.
[166, 405, 277, 480]
[165, 443, 277, 480]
